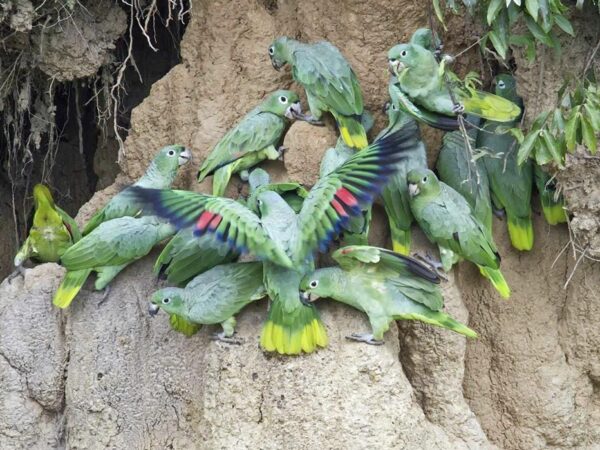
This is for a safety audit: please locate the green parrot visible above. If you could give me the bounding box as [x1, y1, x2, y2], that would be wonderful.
[407, 168, 511, 299]
[268, 37, 368, 149]
[378, 99, 428, 255]
[83, 144, 191, 235]
[436, 116, 493, 233]
[149, 261, 267, 341]
[299, 245, 477, 344]
[410, 27, 441, 51]
[387, 42, 521, 122]
[128, 127, 419, 353]
[534, 165, 567, 225]
[14, 184, 81, 269]
[196, 90, 301, 196]
[53, 216, 176, 308]
[477, 74, 533, 251]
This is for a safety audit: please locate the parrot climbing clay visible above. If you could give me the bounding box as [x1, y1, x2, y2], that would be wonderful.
[477, 74, 533, 251]
[268, 37, 368, 149]
[196, 90, 301, 196]
[407, 169, 511, 299]
[436, 116, 493, 233]
[14, 184, 81, 268]
[387, 42, 521, 122]
[378, 100, 428, 255]
[534, 165, 567, 225]
[128, 127, 419, 353]
[299, 246, 477, 344]
[53, 216, 176, 308]
[83, 145, 191, 235]
[149, 262, 267, 342]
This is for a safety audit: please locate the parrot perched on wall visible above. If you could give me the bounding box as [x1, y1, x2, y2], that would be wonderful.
[83, 145, 191, 235]
[127, 127, 419, 353]
[387, 42, 521, 122]
[477, 74, 533, 251]
[299, 245, 477, 345]
[407, 169, 510, 298]
[268, 37, 368, 149]
[14, 184, 81, 270]
[378, 99, 428, 255]
[436, 116, 493, 233]
[53, 216, 176, 308]
[534, 165, 567, 225]
[149, 261, 267, 341]
[197, 90, 302, 197]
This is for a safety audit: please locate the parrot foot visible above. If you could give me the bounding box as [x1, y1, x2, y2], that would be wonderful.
[239, 170, 250, 182]
[7, 266, 26, 283]
[452, 103, 465, 115]
[414, 252, 449, 281]
[346, 333, 384, 345]
[493, 207, 506, 219]
[97, 286, 111, 306]
[211, 332, 243, 345]
[293, 111, 325, 126]
[277, 145, 287, 162]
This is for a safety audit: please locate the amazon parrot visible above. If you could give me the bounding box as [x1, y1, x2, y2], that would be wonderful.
[268, 37, 368, 149]
[149, 261, 267, 341]
[197, 90, 301, 196]
[436, 116, 493, 233]
[127, 126, 419, 354]
[534, 165, 568, 225]
[53, 216, 175, 308]
[387, 42, 521, 122]
[378, 99, 428, 255]
[299, 245, 477, 345]
[53, 144, 190, 307]
[14, 184, 81, 270]
[477, 74, 533, 251]
[407, 168, 511, 298]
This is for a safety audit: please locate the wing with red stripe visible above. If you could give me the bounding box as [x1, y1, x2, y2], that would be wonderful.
[294, 123, 419, 261]
[126, 187, 292, 268]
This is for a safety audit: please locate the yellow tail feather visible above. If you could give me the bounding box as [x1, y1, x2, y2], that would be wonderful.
[507, 215, 534, 251]
[53, 269, 91, 308]
[390, 226, 411, 256]
[542, 204, 567, 225]
[478, 265, 511, 299]
[462, 90, 521, 123]
[333, 112, 368, 150]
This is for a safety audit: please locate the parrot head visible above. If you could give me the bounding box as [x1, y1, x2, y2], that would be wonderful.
[299, 268, 338, 305]
[261, 89, 302, 120]
[33, 184, 55, 210]
[248, 168, 271, 194]
[387, 43, 417, 77]
[255, 189, 294, 219]
[268, 37, 292, 71]
[493, 74, 518, 101]
[149, 287, 185, 317]
[407, 169, 440, 198]
[153, 145, 192, 173]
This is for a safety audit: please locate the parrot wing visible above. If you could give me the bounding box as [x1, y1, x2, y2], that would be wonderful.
[247, 182, 308, 214]
[293, 124, 418, 261]
[292, 44, 363, 116]
[82, 188, 143, 235]
[126, 187, 293, 268]
[197, 112, 285, 181]
[61, 217, 174, 270]
[459, 89, 522, 122]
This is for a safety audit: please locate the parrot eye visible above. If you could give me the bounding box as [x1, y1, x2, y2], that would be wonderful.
[167, 150, 175, 157]
[400, 50, 407, 57]
[422, 176, 428, 183]
[497, 80, 506, 89]
[268, 46, 275, 56]
[257, 199, 263, 207]
[162, 298, 171, 304]
[392, 104, 399, 111]
[309, 280, 319, 289]
[279, 96, 288, 104]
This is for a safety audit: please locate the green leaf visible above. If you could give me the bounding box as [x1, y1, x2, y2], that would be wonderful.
[433, 0, 447, 30]
[525, 0, 540, 21]
[554, 14, 575, 36]
[518, 129, 541, 164]
[581, 115, 598, 155]
[551, 108, 565, 133]
[489, 31, 508, 59]
[531, 111, 551, 130]
[539, 0, 551, 29]
[541, 130, 564, 166]
[487, 0, 504, 24]
[509, 127, 525, 143]
[584, 103, 600, 130]
[534, 138, 554, 165]
[565, 109, 581, 152]
[525, 15, 554, 46]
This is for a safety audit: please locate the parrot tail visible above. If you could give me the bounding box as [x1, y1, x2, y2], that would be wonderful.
[506, 213, 534, 251]
[53, 269, 91, 308]
[389, 221, 411, 256]
[332, 111, 368, 150]
[541, 193, 567, 225]
[478, 265, 511, 299]
[211, 165, 234, 197]
[401, 311, 477, 339]
[260, 300, 328, 355]
[462, 90, 521, 123]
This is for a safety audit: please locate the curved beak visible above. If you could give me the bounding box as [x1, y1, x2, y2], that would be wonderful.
[299, 291, 312, 306]
[382, 101, 390, 114]
[271, 58, 284, 71]
[388, 59, 404, 77]
[178, 148, 192, 166]
[285, 101, 303, 120]
[148, 303, 160, 317]
[408, 182, 420, 197]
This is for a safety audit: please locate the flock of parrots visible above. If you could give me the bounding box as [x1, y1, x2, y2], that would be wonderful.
[12, 29, 568, 355]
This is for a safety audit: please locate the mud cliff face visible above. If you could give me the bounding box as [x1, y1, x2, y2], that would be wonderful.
[2, 1, 600, 449]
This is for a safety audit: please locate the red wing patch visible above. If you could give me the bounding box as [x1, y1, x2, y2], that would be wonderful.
[334, 187, 358, 207]
[208, 214, 223, 230]
[331, 198, 348, 217]
[196, 211, 216, 232]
